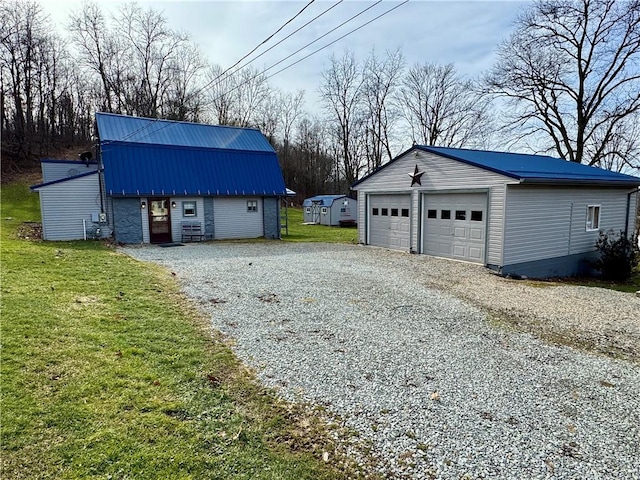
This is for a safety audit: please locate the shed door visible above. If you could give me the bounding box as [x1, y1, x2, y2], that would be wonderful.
[148, 197, 172, 244]
[368, 194, 411, 250]
[422, 193, 487, 263]
[214, 198, 264, 239]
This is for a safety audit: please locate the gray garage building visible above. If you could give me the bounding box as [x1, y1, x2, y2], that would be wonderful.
[351, 145, 640, 278]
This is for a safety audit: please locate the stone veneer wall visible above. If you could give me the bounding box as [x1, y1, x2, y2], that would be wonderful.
[112, 197, 143, 243]
[263, 197, 280, 239]
[203, 197, 215, 239]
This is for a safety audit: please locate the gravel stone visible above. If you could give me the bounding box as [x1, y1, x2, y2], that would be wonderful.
[121, 242, 640, 479]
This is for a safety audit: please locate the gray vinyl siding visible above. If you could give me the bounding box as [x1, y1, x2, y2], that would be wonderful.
[42, 162, 98, 183]
[503, 185, 633, 265]
[35, 173, 104, 240]
[353, 150, 517, 265]
[213, 197, 264, 239]
[327, 198, 356, 226]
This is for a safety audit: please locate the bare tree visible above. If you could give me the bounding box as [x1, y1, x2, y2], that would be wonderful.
[1, 0, 91, 168]
[68, 1, 117, 112]
[319, 50, 365, 187]
[361, 49, 404, 173]
[205, 65, 271, 128]
[398, 62, 493, 149]
[486, 0, 640, 171]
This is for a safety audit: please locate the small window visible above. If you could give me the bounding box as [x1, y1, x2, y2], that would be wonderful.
[391, 208, 399, 217]
[305, 207, 311, 214]
[401, 209, 409, 217]
[586, 205, 600, 231]
[247, 200, 258, 212]
[381, 208, 388, 216]
[471, 211, 483, 222]
[441, 210, 451, 219]
[455, 210, 466, 220]
[321, 207, 328, 214]
[182, 201, 196, 217]
[372, 208, 379, 216]
[427, 209, 437, 219]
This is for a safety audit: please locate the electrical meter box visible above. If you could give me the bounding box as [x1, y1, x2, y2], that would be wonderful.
[98, 212, 107, 223]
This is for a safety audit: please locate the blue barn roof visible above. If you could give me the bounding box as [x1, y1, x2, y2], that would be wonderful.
[352, 145, 640, 187]
[302, 195, 349, 207]
[95, 113, 286, 196]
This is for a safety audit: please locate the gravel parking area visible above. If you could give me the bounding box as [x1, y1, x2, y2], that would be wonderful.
[122, 242, 640, 479]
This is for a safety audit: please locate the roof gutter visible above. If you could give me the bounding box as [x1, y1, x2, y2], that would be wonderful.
[518, 178, 640, 187]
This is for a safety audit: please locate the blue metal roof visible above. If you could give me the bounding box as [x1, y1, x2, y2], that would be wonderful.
[96, 112, 275, 153]
[302, 195, 347, 206]
[352, 146, 640, 187]
[102, 143, 286, 196]
[96, 113, 286, 196]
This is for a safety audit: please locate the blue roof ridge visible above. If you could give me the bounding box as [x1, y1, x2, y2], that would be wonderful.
[420, 145, 557, 160]
[95, 111, 265, 135]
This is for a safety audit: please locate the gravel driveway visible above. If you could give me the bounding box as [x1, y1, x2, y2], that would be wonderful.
[122, 242, 640, 479]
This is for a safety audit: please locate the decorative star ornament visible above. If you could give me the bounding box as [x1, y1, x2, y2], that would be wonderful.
[408, 164, 424, 186]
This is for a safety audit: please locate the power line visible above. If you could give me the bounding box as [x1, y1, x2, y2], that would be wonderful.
[202, 0, 345, 96]
[204, 0, 383, 104]
[198, 0, 317, 101]
[208, 0, 408, 107]
[107, 0, 317, 144]
[127, 0, 381, 143]
[266, 0, 409, 81]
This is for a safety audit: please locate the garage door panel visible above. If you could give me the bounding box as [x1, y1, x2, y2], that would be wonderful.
[369, 195, 411, 251]
[423, 193, 487, 264]
[470, 228, 483, 240]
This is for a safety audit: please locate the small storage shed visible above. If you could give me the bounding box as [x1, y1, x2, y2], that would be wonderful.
[32, 113, 287, 243]
[302, 195, 357, 226]
[352, 145, 640, 278]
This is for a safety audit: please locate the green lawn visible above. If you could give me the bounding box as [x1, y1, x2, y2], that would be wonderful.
[1, 183, 366, 479]
[281, 207, 358, 243]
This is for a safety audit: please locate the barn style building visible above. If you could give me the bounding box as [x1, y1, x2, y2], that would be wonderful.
[31, 113, 287, 243]
[352, 145, 640, 278]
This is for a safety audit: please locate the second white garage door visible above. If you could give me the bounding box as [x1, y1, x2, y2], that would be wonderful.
[368, 194, 411, 250]
[422, 193, 487, 263]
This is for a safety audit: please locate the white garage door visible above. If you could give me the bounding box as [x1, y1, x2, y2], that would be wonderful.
[368, 194, 411, 250]
[214, 198, 263, 239]
[422, 193, 487, 263]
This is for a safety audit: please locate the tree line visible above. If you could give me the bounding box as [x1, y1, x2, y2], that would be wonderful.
[1, 0, 639, 199]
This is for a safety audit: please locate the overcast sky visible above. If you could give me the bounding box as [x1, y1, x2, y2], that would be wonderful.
[40, 0, 528, 112]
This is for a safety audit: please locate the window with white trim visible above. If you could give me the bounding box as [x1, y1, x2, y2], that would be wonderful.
[247, 200, 258, 212]
[321, 207, 328, 214]
[182, 201, 196, 217]
[305, 207, 311, 213]
[586, 205, 600, 231]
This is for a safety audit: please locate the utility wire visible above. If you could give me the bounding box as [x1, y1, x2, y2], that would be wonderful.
[203, 0, 381, 101]
[266, 0, 409, 80]
[107, 0, 316, 144]
[208, 0, 408, 106]
[197, 0, 344, 98]
[197, 0, 317, 102]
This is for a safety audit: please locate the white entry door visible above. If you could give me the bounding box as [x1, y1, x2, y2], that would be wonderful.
[368, 194, 411, 250]
[422, 193, 487, 263]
